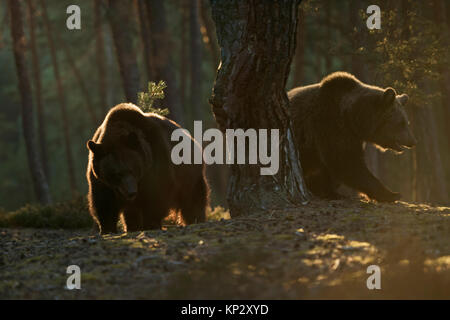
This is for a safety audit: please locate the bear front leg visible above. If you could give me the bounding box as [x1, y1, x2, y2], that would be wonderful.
[89, 179, 121, 234]
[180, 177, 207, 225]
[123, 206, 143, 232]
[306, 167, 342, 199]
[334, 159, 401, 202]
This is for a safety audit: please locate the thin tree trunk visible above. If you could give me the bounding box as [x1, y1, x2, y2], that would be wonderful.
[9, 0, 51, 204]
[292, 5, 305, 87]
[210, 0, 310, 217]
[180, 0, 189, 112]
[324, 3, 332, 73]
[27, 0, 49, 181]
[60, 40, 99, 127]
[40, 0, 77, 195]
[145, 0, 184, 125]
[190, 0, 203, 121]
[432, 0, 450, 155]
[108, 0, 140, 104]
[136, 0, 152, 83]
[199, 0, 219, 69]
[94, 0, 108, 114]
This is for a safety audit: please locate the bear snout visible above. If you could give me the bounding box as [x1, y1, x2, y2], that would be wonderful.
[121, 175, 138, 200]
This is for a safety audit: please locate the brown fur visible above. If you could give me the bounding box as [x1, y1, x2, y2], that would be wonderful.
[86, 103, 209, 234]
[289, 72, 416, 202]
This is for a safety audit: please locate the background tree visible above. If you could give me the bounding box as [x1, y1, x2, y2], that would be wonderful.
[40, 0, 77, 195]
[145, 0, 184, 124]
[210, 0, 310, 216]
[9, 0, 51, 204]
[107, 0, 140, 104]
[26, 0, 49, 180]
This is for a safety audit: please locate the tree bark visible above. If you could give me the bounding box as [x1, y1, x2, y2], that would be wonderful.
[94, 0, 108, 114]
[210, 0, 310, 217]
[108, 0, 140, 104]
[60, 39, 99, 127]
[145, 0, 184, 125]
[40, 0, 77, 195]
[199, 0, 220, 69]
[190, 0, 203, 121]
[292, 5, 305, 87]
[432, 0, 450, 156]
[9, 0, 51, 204]
[180, 0, 189, 111]
[27, 0, 49, 181]
[136, 0, 153, 83]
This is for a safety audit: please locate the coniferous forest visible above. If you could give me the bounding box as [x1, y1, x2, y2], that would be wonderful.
[0, 0, 449, 301]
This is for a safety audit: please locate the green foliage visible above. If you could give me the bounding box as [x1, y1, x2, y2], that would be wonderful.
[137, 81, 170, 116]
[0, 197, 92, 229]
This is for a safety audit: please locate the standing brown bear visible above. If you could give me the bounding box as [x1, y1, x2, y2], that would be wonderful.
[86, 103, 209, 234]
[289, 72, 416, 202]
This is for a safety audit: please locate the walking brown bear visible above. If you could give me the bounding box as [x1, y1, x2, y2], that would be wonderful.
[289, 72, 417, 202]
[86, 103, 209, 234]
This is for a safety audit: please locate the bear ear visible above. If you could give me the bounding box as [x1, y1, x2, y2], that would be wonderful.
[87, 140, 103, 155]
[397, 93, 409, 105]
[383, 87, 396, 106]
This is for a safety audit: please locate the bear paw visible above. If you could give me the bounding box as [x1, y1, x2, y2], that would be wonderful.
[375, 191, 401, 203]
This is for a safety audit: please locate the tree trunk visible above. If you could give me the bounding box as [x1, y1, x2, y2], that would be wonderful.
[291, 5, 305, 88]
[190, 0, 203, 121]
[94, 0, 108, 114]
[9, 0, 51, 204]
[180, 0, 189, 111]
[432, 0, 450, 156]
[60, 39, 99, 127]
[40, 0, 77, 195]
[108, 0, 140, 104]
[210, 0, 310, 217]
[136, 0, 152, 83]
[199, 0, 220, 69]
[145, 0, 184, 125]
[27, 0, 49, 181]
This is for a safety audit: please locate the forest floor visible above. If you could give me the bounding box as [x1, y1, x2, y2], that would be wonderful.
[0, 199, 449, 299]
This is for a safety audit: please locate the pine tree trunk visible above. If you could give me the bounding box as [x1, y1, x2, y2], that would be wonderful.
[145, 0, 184, 125]
[180, 0, 189, 111]
[94, 0, 108, 114]
[190, 0, 203, 121]
[210, 0, 310, 217]
[9, 0, 51, 204]
[136, 0, 153, 83]
[60, 40, 99, 127]
[108, 0, 140, 104]
[27, 0, 49, 181]
[432, 0, 450, 156]
[40, 0, 77, 195]
[199, 0, 220, 69]
[292, 5, 305, 88]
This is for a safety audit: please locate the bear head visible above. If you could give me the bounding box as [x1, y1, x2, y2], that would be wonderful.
[366, 88, 417, 153]
[87, 132, 151, 201]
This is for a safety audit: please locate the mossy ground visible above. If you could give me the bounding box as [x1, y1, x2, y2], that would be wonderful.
[0, 199, 449, 299]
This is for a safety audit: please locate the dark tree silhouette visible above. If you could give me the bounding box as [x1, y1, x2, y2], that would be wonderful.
[292, 5, 305, 88]
[108, 0, 140, 104]
[26, 0, 49, 180]
[40, 0, 77, 195]
[94, 0, 108, 114]
[145, 0, 184, 125]
[9, 0, 51, 204]
[210, 0, 309, 217]
[199, 0, 220, 69]
[190, 0, 203, 121]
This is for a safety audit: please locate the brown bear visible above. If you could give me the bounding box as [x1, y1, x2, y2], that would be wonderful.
[289, 72, 416, 202]
[86, 103, 209, 234]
